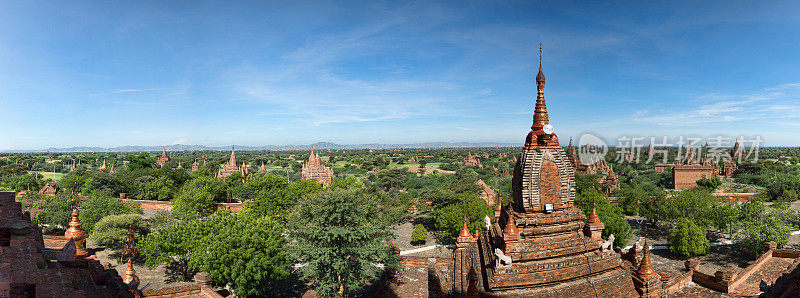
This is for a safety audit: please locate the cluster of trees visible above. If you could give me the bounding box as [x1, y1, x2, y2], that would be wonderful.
[139, 180, 399, 296]
[574, 173, 632, 248]
[737, 161, 800, 202]
[613, 170, 800, 258]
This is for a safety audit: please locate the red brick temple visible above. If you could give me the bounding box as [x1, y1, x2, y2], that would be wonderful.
[465, 152, 482, 168]
[672, 143, 718, 190]
[156, 148, 170, 167]
[217, 146, 248, 178]
[451, 53, 639, 297]
[301, 149, 334, 187]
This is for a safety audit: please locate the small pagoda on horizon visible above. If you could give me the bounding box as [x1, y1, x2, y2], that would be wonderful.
[156, 148, 170, 168]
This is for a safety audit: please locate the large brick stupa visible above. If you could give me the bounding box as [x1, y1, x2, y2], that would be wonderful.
[452, 48, 639, 297]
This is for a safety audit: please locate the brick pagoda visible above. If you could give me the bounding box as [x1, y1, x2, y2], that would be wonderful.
[452, 51, 638, 296]
[672, 143, 718, 190]
[301, 149, 334, 187]
[465, 152, 482, 168]
[156, 148, 170, 167]
[217, 146, 248, 178]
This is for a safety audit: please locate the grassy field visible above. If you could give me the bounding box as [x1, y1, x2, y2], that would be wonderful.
[387, 163, 455, 174]
[29, 171, 65, 181]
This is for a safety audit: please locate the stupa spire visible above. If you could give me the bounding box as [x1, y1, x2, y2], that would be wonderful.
[636, 238, 658, 280]
[64, 206, 88, 257]
[532, 43, 549, 131]
[229, 145, 236, 165]
[587, 201, 601, 224]
[494, 192, 503, 220]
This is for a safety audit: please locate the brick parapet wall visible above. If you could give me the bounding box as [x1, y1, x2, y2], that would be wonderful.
[728, 247, 774, 290]
[663, 270, 694, 294]
[688, 246, 777, 293]
[121, 199, 243, 213]
[774, 249, 800, 259]
[122, 199, 174, 211]
[711, 193, 757, 202]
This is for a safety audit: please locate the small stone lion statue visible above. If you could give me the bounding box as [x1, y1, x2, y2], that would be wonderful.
[494, 248, 513, 268]
[601, 234, 615, 251]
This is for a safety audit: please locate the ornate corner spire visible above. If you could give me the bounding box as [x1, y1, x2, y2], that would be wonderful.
[587, 200, 601, 224]
[503, 213, 520, 242]
[636, 238, 658, 280]
[457, 215, 475, 247]
[122, 226, 140, 289]
[65, 206, 88, 258]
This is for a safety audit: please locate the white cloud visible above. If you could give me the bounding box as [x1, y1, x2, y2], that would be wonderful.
[633, 83, 800, 126]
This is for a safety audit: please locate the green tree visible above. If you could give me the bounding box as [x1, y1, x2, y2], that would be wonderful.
[289, 190, 396, 297]
[243, 179, 323, 221]
[615, 185, 648, 215]
[140, 212, 290, 295]
[740, 217, 793, 257]
[172, 176, 226, 220]
[90, 214, 149, 258]
[708, 202, 741, 239]
[79, 192, 142, 233]
[434, 192, 492, 237]
[192, 214, 290, 295]
[126, 153, 156, 171]
[137, 176, 178, 201]
[329, 176, 364, 191]
[245, 172, 289, 193]
[639, 193, 669, 225]
[667, 218, 709, 258]
[34, 193, 78, 229]
[411, 224, 428, 245]
[663, 188, 714, 227]
[377, 168, 412, 191]
[2, 173, 44, 192]
[696, 176, 722, 191]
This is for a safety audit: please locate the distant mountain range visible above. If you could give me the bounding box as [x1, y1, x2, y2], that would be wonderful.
[2, 142, 521, 153]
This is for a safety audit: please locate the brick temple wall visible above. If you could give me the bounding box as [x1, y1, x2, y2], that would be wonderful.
[673, 166, 716, 190]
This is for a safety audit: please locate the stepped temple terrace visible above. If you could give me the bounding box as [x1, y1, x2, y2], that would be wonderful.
[448, 55, 640, 297]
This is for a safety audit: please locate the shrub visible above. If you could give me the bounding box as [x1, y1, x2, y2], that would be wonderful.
[172, 177, 226, 220]
[18, 192, 77, 230]
[696, 176, 722, 191]
[411, 224, 428, 244]
[434, 192, 492, 237]
[90, 214, 149, 258]
[667, 218, 709, 258]
[79, 195, 142, 233]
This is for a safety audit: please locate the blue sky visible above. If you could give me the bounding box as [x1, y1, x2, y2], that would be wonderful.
[2, 1, 800, 150]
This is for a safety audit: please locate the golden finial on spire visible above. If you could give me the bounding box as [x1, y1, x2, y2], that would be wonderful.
[539, 43, 542, 67]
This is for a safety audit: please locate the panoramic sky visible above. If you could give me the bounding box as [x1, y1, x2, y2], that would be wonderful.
[2, 1, 800, 150]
